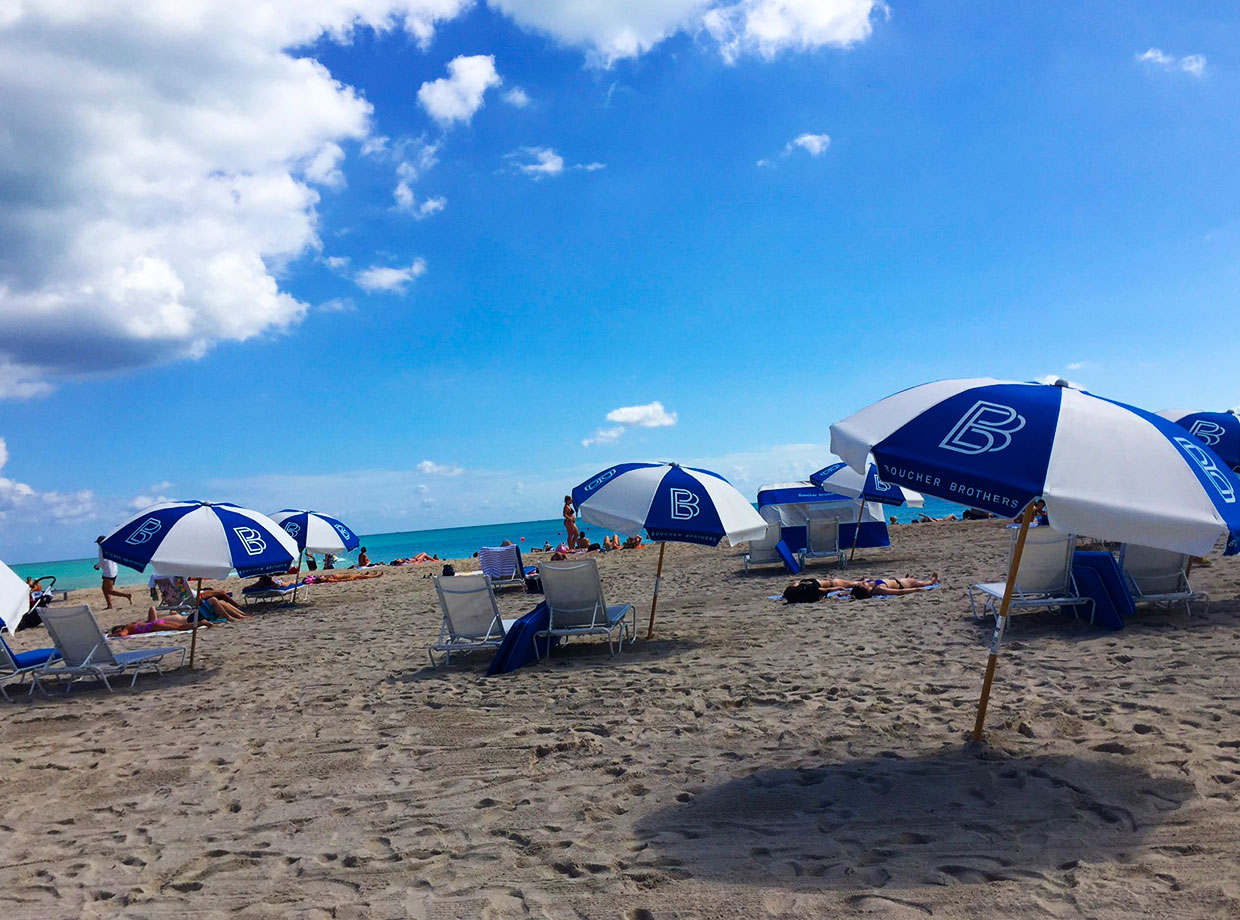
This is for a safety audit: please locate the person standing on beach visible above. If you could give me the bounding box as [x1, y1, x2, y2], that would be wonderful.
[563, 496, 580, 550]
[94, 536, 132, 609]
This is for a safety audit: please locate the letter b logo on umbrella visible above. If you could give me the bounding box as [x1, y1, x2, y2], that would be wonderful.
[670, 488, 700, 520]
[233, 527, 268, 555]
[125, 518, 163, 545]
[940, 401, 1026, 455]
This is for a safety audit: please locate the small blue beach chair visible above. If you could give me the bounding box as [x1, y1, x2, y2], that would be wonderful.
[1, 631, 60, 701]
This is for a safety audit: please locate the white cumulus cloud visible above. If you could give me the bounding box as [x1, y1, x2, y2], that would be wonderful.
[417, 54, 503, 126]
[788, 132, 831, 156]
[489, 0, 709, 65]
[0, 2, 470, 398]
[583, 401, 677, 447]
[704, 0, 884, 63]
[355, 258, 428, 293]
[606, 401, 678, 427]
[1137, 47, 1206, 77]
[503, 86, 531, 107]
[510, 146, 605, 179]
[416, 460, 464, 476]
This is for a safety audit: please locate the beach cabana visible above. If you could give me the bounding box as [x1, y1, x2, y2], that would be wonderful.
[831, 377, 1240, 742]
[755, 482, 890, 563]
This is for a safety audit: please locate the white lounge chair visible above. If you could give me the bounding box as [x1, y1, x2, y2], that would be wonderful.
[968, 526, 1094, 624]
[153, 576, 198, 613]
[535, 559, 634, 659]
[1119, 544, 1208, 615]
[1, 630, 59, 701]
[36, 605, 187, 692]
[478, 545, 526, 590]
[803, 518, 846, 568]
[427, 574, 516, 666]
[743, 520, 784, 573]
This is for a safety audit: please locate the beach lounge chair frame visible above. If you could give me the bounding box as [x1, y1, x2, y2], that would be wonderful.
[0, 629, 59, 701]
[241, 583, 297, 607]
[477, 545, 526, 590]
[153, 576, 198, 614]
[802, 518, 846, 568]
[742, 520, 784, 573]
[1118, 544, 1208, 615]
[968, 526, 1094, 624]
[428, 574, 514, 666]
[36, 605, 187, 693]
[535, 559, 634, 660]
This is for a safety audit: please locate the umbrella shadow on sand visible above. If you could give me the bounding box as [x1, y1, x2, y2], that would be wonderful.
[632, 748, 1192, 892]
[390, 637, 701, 683]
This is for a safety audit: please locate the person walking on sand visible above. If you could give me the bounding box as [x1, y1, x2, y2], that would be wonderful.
[563, 496, 580, 550]
[94, 536, 132, 609]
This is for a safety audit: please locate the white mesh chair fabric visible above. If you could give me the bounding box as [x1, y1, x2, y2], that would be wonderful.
[968, 527, 1094, 624]
[37, 605, 187, 692]
[743, 516, 783, 573]
[427, 574, 512, 666]
[804, 519, 845, 568]
[536, 559, 633, 659]
[1119, 544, 1207, 614]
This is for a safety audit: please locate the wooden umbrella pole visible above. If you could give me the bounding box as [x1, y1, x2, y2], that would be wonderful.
[848, 499, 867, 562]
[971, 501, 1037, 743]
[646, 541, 667, 640]
[189, 576, 203, 669]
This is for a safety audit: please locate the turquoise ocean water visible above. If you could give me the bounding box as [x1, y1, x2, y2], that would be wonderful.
[13, 497, 967, 592]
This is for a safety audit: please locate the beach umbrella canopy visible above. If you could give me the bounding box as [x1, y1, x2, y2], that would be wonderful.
[571, 462, 767, 638]
[0, 559, 30, 635]
[830, 378, 1240, 741]
[268, 510, 360, 555]
[809, 460, 924, 507]
[572, 462, 767, 546]
[100, 501, 299, 580]
[832, 379, 1240, 558]
[1157, 409, 1240, 472]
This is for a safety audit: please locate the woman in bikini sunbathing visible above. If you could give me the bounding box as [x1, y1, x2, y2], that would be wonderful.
[109, 606, 210, 637]
[849, 574, 940, 599]
[783, 574, 939, 603]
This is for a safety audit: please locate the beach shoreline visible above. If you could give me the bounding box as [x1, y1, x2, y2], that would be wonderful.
[2, 518, 1237, 918]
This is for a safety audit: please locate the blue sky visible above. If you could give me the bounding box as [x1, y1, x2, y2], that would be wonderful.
[1, 1, 1237, 562]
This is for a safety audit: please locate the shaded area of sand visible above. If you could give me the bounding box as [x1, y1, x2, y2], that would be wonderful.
[2, 520, 1239, 918]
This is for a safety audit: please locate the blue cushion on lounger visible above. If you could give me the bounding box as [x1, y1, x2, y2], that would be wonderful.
[13, 647, 60, 668]
[775, 540, 801, 575]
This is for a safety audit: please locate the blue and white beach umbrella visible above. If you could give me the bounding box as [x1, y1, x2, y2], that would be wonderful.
[830, 378, 1240, 742]
[100, 501, 299, 580]
[572, 462, 767, 638]
[572, 462, 767, 546]
[810, 460, 924, 507]
[1158, 409, 1240, 473]
[268, 510, 360, 555]
[0, 559, 30, 635]
[831, 379, 1240, 558]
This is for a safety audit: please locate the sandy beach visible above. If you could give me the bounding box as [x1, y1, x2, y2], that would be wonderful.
[3, 519, 1239, 918]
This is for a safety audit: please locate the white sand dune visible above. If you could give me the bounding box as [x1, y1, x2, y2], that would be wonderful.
[2, 520, 1239, 918]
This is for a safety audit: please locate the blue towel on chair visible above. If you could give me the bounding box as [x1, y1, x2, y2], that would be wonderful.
[486, 603, 558, 676]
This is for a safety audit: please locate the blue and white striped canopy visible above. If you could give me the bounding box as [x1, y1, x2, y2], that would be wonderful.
[268, 509, 360, 555]
[809, 460, 924, 507]
[572, 462, 767, 546]
[0, 559, 30, 635]
[100, 501, 299, 579]
[1158, 410, 1240, 472]
[830, 378, 1240, 557]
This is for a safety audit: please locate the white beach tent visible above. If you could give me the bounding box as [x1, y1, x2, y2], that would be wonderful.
[755, 482, 890, 558]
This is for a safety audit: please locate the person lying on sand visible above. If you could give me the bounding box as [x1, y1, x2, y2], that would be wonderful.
[848, 575, 940, 599]
[783, 574, 939, 603]
[109, 607, 210, 636]
[194, 588, 253, 622]
[303, 571, 383, 584]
